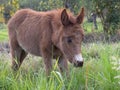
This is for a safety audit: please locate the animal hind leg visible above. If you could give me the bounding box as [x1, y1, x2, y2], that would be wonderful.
[11, 46, 27, 71]
[8, 28, 28, 71]
[11, 46, 21, 71]
[9, 38, 27, 71]
[19, 50, 28, 66]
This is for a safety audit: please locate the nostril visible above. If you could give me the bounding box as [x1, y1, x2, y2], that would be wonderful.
[77, 61, 84, 67]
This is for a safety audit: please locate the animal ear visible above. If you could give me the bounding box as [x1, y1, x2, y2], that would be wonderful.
[76, 7, 84, 24]
[61, 9, 70, 26]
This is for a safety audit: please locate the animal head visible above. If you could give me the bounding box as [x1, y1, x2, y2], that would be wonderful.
[52, 8, 84, 67]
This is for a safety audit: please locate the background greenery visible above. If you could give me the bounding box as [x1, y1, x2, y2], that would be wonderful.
[0, 24, 8, 41]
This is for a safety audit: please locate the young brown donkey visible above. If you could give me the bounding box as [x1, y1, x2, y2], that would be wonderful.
[8, 7, 84, 76]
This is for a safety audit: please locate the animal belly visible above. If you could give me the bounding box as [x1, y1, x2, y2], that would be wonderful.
[17, 32, 41, 56]
[19, 41, 41, 56]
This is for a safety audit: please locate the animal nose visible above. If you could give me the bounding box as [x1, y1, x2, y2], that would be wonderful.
[77, 61, 84, 67]
[74, 61, 84, 67]
[74, 53, 84, 67]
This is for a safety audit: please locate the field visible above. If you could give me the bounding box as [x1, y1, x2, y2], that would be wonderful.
[0, 24, 8, 42]
[0, 23, 120, 90]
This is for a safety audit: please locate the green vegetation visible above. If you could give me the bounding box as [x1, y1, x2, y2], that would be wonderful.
[83, 19, 103, 33]
[0, 23, 8, 41]
[0, 43, 120, 90]
[92, 0, 120, 35]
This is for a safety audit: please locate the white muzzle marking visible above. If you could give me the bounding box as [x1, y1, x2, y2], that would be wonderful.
[74, 54, 83, 62]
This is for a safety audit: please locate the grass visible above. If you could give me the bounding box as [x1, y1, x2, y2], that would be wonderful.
[83, 18, 103, 33]
[0, 43, 120, 90]
[83, 22, 103, 33]
[0, 24, 8, 42]
[0, 29, 8, 41]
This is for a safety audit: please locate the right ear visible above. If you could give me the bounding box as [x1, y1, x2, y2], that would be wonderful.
[61, 9, 70, 26]
[76, 7, 84, 24]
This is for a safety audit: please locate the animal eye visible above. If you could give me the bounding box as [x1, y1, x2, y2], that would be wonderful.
[67, 38, 72, 43]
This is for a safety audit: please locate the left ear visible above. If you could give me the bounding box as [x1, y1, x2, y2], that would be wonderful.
[76, 7, 84, 24]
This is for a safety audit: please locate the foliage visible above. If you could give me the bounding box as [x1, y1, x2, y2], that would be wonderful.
[0, 0, 19, 14]
[0, 0, 19, 23]
[19, 0, 63, 11]
[92, 0, 120, 35]
[19, 0, 40, 10]
[63, 0, 93, 16]
[82, 0, 94, 20]
[64, 0, 83, 14]
[83, 21, 103, 33]
[38, 0, 63, 11]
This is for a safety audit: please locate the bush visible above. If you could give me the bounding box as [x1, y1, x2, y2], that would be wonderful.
[92, 0, 120, 35]
[19, 0, 63, 11]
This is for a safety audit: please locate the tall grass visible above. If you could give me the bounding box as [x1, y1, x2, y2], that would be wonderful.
[0, 43, 120, 90]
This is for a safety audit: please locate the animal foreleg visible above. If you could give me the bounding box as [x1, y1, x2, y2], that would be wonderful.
[58, 57, 68, 75]
[42, 50, 52, 76]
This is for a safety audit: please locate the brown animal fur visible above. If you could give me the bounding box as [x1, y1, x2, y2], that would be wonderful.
[8, 8, 84, 76]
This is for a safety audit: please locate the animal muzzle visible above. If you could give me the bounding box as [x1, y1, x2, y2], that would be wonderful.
[74, 54, 84, 67]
